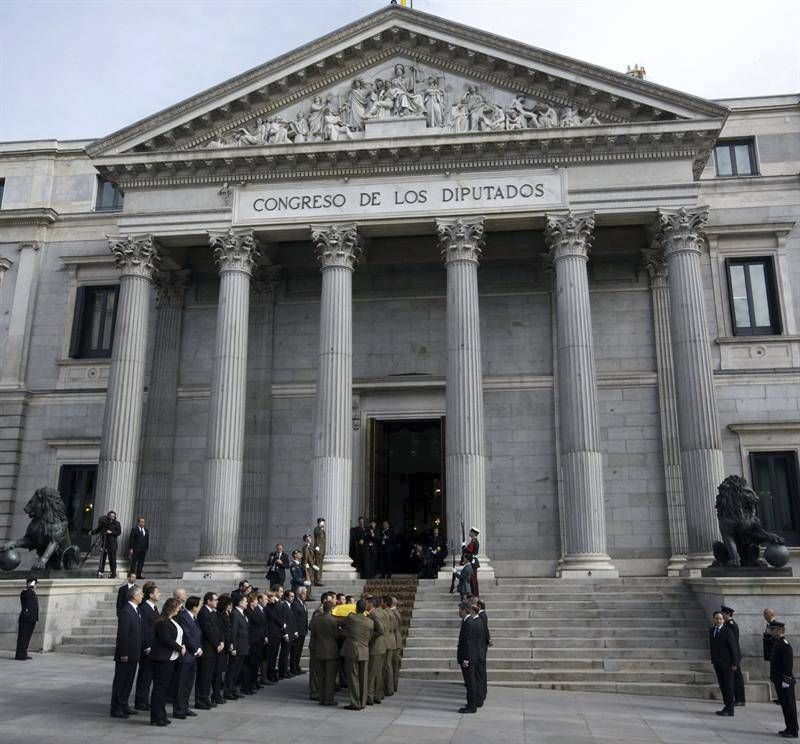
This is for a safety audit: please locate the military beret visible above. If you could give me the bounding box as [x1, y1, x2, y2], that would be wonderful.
[769, 620, 786, 629]
[720, 605, 735, 615]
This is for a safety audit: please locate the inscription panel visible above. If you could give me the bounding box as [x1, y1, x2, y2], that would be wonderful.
[233, 169, 566, 226]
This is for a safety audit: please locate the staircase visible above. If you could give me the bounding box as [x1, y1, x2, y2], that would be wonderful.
[363, 576, 418, 643]
[402, 577, 771, 701]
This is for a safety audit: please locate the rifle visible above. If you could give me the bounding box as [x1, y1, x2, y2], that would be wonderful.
[448, 539, 457, 594]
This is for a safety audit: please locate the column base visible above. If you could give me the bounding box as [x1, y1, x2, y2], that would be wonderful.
[679, 552, 714, 577]
[317, 555, 359, 582]
[182, 556, 246, 583]
[557, 553, 619, 579]
[667, 554, 688, 577]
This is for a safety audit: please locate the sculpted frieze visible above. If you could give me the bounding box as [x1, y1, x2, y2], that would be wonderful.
[199, 60, 605, 150]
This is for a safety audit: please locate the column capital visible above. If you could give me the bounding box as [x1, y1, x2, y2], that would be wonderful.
[108, 234, 162, 280]
[209, 228, 261, 275]
[641, 247, 669, 288]
[154, 269, 191, 308]
[311, 223, 363, 270]
[654, 206, 709, 258]
[437, 216, 485, 265]
[544, 211, 595, 262]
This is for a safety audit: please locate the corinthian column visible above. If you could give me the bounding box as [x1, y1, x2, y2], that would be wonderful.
[136, 270, 190, 564]
[310, 224, 362, 578]
[437, 217, 492, 575]
[545, 212, 617, 578]
[642, 249, 688, 575]
[655, 207, 723, 570]
[95, 235, 161, 550]
[189, 228, 259, 579]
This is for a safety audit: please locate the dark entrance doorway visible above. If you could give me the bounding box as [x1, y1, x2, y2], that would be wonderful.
[368, 418, 445, 573]
[58, 464, 97, 552]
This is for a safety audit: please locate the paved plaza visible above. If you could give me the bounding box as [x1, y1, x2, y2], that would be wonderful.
[0, 652, 789, 743]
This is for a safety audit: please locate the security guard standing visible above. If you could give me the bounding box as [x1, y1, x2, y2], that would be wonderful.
[721, 605, 746, 706]
[769, 620, 798, 739]
[15, 575, 38, 660]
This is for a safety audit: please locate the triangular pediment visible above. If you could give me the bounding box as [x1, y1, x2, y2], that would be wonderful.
[88, 6, 727, 161]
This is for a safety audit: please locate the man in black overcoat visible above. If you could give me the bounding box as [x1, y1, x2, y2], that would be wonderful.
[290, 586, 309, 675]
[110, 585, 143, 719]
[134, 582, 160, 710]
[710, 610, 740, 716]
[456, 601, 480, 714]
[195, 592, 223, 709]
[92, 510, 122, 578]
[266, 544, 289, 587]
[127, 517, 149, 579]
[173, 595, 202, 718]
[116, 572, 137, 616]
[15, 576, 39, 660]
[722, 605, 746, 706]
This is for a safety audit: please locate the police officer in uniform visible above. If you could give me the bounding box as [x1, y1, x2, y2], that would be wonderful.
[721, 605, 745, 706]
[769, 620, 798, 738]
[15, 576, 38, 660]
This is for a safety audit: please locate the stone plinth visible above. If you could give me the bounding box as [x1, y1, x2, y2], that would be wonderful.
[364, 115, 427, 138]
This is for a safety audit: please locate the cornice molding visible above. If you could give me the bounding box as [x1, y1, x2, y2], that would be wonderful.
[0, 207, 58, 227]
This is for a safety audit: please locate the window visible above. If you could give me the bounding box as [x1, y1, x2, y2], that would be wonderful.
[0, 178, 5, 208]
[714, 139, 757, 177]
[58, 464, 97, 551]
[725, 257, 781, 335]
[95, 176, 124, 211]
[751, 452, 800, 545]
[69, 285, 119, 358]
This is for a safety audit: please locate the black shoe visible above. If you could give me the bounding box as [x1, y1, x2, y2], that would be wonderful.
[374, 699, 382, 704]
[110, 710, 129, 719]
[716, 709, 734, 716]
[150, 720, 171, 727]
[734, 701, 746, 707]
[123, 708, 138, 715]
[134, 704, 149, 711]
[173, 714, 187, 720]
[195, 702, 212, 710]
[775, 700, 784, 705]
[458, 707, 477, 714]
[264, 680, 276, 686]
[343, 704, 361, 710]
[780, 733, 799, 739]
[320, 701, 339, 706]
[366, 700, 373, 706]
[185, 710, 197, 717]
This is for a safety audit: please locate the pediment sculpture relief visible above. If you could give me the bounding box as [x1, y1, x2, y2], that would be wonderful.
[201, 61, 604, 150]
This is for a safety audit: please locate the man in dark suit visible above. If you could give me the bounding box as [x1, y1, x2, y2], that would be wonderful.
[265, 593, 285, 683]
[769, 620, 798, 738]
[456, 601, 480, 714]
[710, 610, 740, 716]
[127, 517, 149, 579]
[116, 572, 137, 616]
[378, 520, 394, 579]
[134, 581, 160, 710]
[195, 592, 223, 709]
[226, 595, 250, 699]
[351, 517, 366, 574]
[471, 601, 489, 707]
[92, 509, 122, 579]
[110, 584, 143, 719]
[426, 527, 447, 571]
[291, 586, 309, 675]
[15, 576, 38, 661]
[266, 544, 289, 587]
[173, 595, 202, 719]
[230, 580, 251, 608]
[722, 605, 746, 706]
[309, 599, 339, 706]
[279, 588, 296, 679]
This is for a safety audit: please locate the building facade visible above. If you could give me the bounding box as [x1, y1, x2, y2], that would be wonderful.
[0, 7, 798, 579]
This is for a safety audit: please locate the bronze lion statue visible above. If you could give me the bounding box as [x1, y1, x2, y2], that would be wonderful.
[1, 487, 81, 570]
[712, 475, 784, 567]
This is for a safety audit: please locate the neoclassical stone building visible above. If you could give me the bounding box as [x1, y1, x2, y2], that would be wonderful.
[0, 6, 798, 579]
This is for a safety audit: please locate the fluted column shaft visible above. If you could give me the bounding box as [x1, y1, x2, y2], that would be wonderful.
[438, 217, 488, 563]
[643, 250, 688, 572]
[310, 224, 362, 574]
[196, 229, 260, 568]
[545, 212, 616, 576]
[95, 235, 161, 547]
[657, 207, 723, 565]
[136, 270, 190, 561]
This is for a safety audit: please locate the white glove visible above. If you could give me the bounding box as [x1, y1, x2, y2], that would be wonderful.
[195, 649, 203, 657]
[312, 565, 319, 571]
[315, 546, 320, 552]
[783, 682, 791, 689]
[304, 580, 311, 586]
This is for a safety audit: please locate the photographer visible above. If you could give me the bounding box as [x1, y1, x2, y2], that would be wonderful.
[92, 510, 122, 579]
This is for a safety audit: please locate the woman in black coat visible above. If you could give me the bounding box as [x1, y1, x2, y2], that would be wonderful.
[149, 598, 185, 726]
[217, 594, 234, 699]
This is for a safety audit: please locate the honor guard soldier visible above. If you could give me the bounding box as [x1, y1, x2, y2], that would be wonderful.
[770, 620, 799, 738]
[313, 518, 326, 586]
[721, 605, 746, 706]
[15, 575, 38, 660]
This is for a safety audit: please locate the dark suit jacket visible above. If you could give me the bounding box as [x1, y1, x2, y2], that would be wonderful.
[771, 636, 795, 684]
[291, 597, 308, 636]
[478, 610, 490, 647]
[177, 608, 201, 665]
[128, 526, 149, 553]
[457, 616, 481, 666]
[116, 583, 135, 615]
[140, 601, 159, 650]
[289, 561, 305, 590]
[149, 618, 183, 662]
[281, 600, 296, 637]
[231, 609, 250, 656]
[246, 606, 266, 648]
[92, 517, 121, 550]
[709, 624, 740, 667]
[266, 551, 289, 585]
[197, 606, 223, 655]
[114, 603, 142, 662]
[19, 588, 38, 624]
[265, 602, 284, 642]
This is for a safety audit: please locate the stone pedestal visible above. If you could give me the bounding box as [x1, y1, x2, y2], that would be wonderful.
[438, 217, 493, 577]
[643, 248, 688, 576]
[656, 208, 724, 573]
[309, 224, 362, 579]
[364, 115, 427, 138]
[94, 235, 161, 549]
[545, 212, 617, 578]
[187, 229, 259, 582]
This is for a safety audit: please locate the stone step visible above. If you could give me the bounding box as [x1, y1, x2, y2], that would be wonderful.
[404, 635, 707, 649]
[410, 609, 704, 621]
[401, 667, 719, 684]
[401, 656, 716, 671]
[415, 594, 698, 605]
[407, 622, 704, 636]
[401, 646, 706, 661]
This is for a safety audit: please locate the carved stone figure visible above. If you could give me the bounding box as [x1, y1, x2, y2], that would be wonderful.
[1, 487, 81, 571]
[443, 100, 469, 133]
[290, 111, 310, 142]
[462, 85, 486, 130]
[423, 76, 446, 128]
[536, 103, 560, 128]
[560, 106, 584, 127]
[345, 78, 371, 130]
[365, 79, 394, 120]
[388, 63, 425, 116]
[267, 117, 289, 144]
[308, 95, 327, 140]
[711, 475, 785, 568]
